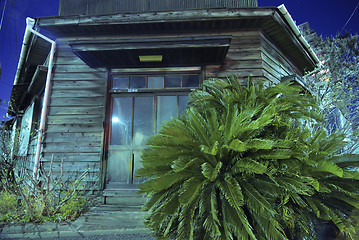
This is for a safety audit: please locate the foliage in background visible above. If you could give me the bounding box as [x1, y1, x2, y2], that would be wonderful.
[301, 25, 359, 153]
[0, 122, 17, 192]
[138, 77, 359, 240]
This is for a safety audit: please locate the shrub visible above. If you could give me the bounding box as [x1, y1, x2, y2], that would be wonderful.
[1, 116, 91, 223]
[0, 157, 90, 223]
[59, 192, 87, 220]
[138, 77, 359, 240]
[0, 189, 20, 222]
[0, 185, 89, 223]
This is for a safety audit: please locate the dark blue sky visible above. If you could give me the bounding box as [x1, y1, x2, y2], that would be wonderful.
[0, 0, 359, 119]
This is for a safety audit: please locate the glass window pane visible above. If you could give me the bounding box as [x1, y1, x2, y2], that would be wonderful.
[178, 95, 189, 116]
[18, 102, 34, 156]
[113, 76, 129, 89]
[182, 75, 200, 87]
[130, 76, 146, 89]
[148, 76, 164, 88]
[165, 76, 181, 88]
[157, 96, 177, 132]
[111, 97, 132, 145]
[133, 97, 153, 145]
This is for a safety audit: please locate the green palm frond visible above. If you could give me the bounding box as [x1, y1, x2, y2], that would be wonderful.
[138, 76, 359, 239]
[221, 200, 257, 240]
[232, 158, 269, 175]
[179, 177, 204, 206]
[313, 161, 344, 177]
[139, 171, 185, 193]
[177, 204, 196, 240]
[218, 174, 245, 208]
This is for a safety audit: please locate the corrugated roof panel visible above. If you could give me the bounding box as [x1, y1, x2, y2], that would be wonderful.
[59, 0, 258, 16]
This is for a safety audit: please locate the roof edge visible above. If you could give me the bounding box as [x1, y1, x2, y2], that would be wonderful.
[276, 4, 321, 72]
[37, 7, 276, 26]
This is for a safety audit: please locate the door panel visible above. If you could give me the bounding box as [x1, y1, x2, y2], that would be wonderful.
[107, 148, 131, 183]
[133, 150, 145, 184]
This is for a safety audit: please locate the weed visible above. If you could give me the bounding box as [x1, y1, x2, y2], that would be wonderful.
[0, 157, 91, 223]
[60, 192, 87, 220]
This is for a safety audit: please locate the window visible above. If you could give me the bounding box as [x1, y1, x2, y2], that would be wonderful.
[112, 73, 201, 90]
[18, 102, 34, 156]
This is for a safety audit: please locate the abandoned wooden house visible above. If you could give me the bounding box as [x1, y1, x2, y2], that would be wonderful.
[7, 0, 320, 194]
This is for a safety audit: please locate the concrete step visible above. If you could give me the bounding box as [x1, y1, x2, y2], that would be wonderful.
[89, 203, 143, 212]
[102, 188, 146, 205]
[103, 188, 142, 197]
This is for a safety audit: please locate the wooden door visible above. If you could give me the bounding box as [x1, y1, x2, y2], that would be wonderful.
[107, 96, 153, 187]
[105, 72, 200, 188]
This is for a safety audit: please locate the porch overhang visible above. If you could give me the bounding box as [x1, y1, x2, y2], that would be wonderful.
[69, 35, 232, 68]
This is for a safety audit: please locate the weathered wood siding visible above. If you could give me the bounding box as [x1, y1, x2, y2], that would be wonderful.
[260, 32, 302, 83]
[205, 30, 302, 83]
[42, 40, 107, 190]
[205, 30, 263, 80]
[59, 0, 258, 16]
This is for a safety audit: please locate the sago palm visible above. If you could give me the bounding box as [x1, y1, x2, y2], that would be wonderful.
[137, 76, 359, 240]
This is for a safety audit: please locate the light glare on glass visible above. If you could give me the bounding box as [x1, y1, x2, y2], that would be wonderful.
[112, 117, 120, 123]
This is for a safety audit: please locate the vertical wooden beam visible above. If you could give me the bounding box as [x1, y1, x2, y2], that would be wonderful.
[100, 71, 112, 190]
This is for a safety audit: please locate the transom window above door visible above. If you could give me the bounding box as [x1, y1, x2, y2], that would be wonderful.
[113, 74, 200, 89]
[111, 67, 202, 91]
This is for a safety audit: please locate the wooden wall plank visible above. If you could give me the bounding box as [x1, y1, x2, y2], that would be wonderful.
[43, 144, 102, 153]
[50, 96, 105, 107]
[52, 80, 105, 90]
[40, 161, 100, 171]
[52, 72, 107, 81]
[46, 132, 102, 143]
[54, 64, 100, 73]
[51, 89, 105, 98]
[48, 106, 104, 115]
[226, 50, 262, 61]
[43, 152, 102, 162]
[46, 123, 103, 133]
[47, 115, 103, 125]
[55, 56, 87, 65]
[206, 69, 264, 78]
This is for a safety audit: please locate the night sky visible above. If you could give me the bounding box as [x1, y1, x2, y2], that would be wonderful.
[0, 0, 358, 119]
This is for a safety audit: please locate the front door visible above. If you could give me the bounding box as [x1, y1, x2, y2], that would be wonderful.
[105, 70, 201, 188]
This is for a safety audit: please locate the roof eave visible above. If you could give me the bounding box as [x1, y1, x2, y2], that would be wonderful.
[276, 4, 320, 71]
[36, 7, 318, 73]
